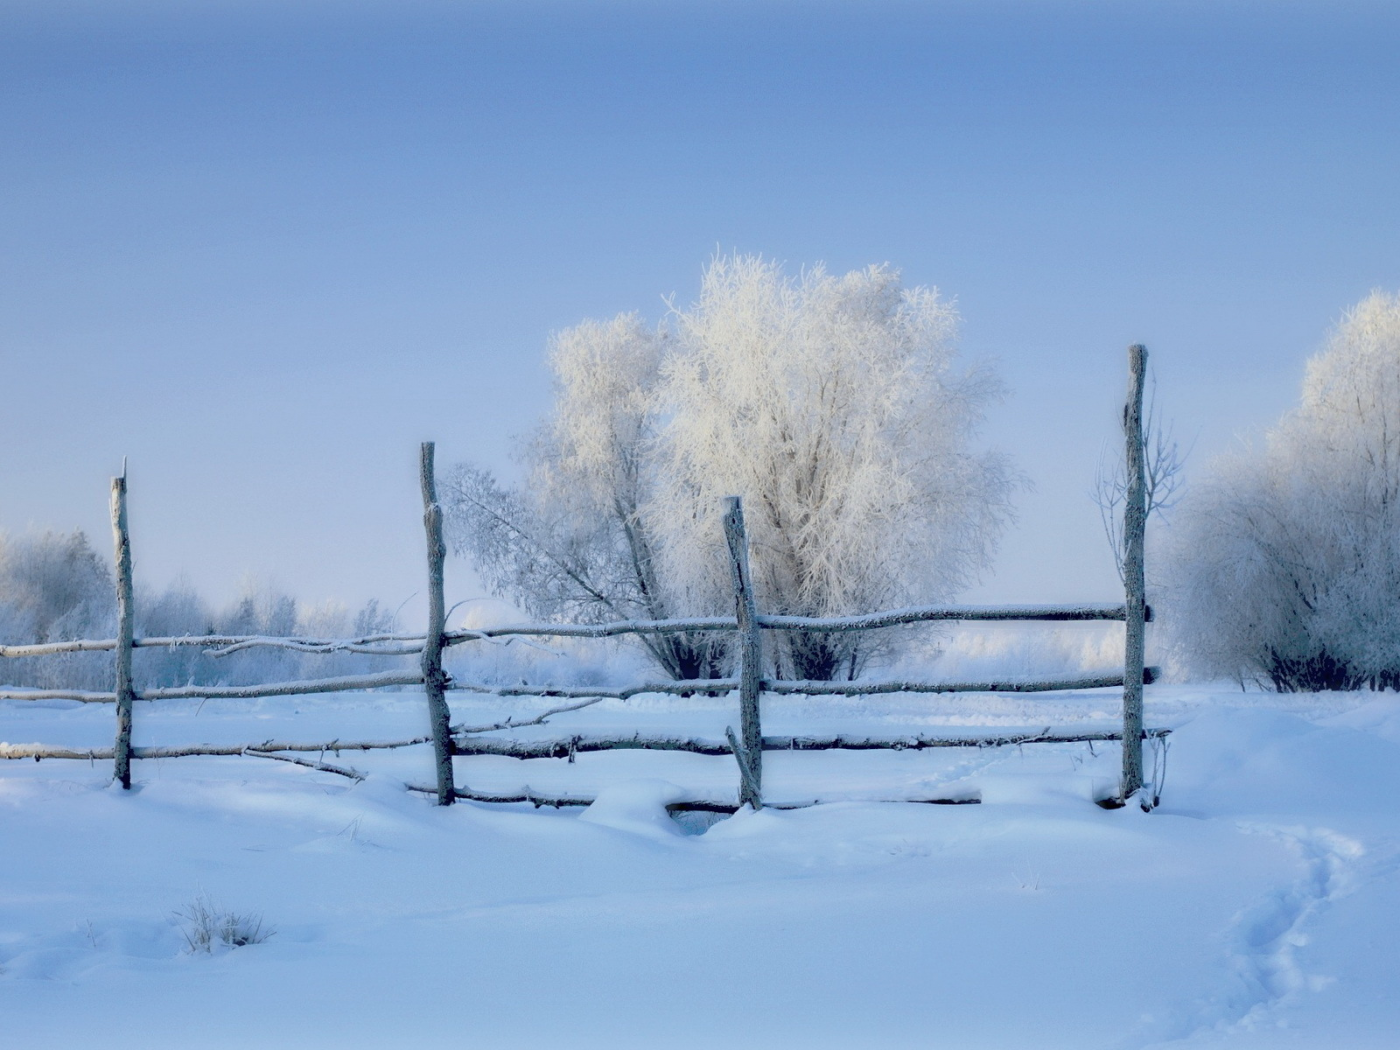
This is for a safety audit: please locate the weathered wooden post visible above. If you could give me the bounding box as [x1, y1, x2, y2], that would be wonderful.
[722, 496, 763, 810]
[1121, 345, 1148, 803]
[420, 442, 456, 806]
[110, 470, 136, 790]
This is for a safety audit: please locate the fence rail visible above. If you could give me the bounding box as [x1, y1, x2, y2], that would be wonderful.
[3, 347, 1161, 811]
[0, 604, 1150, 660]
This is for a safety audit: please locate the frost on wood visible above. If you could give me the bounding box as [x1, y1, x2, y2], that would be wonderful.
[724, 497, 764, 807]
[421, 442, 456, 806]
[450, 727, 1166, 760]
[1121, 345, 1148, 802]
[1163, 292, 1400, 690]
[110, 475, 136, 790]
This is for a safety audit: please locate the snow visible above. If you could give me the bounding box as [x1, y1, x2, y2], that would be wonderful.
[3, 684, 1399, 1048]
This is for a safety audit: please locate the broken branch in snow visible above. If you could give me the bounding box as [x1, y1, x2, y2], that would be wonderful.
[240, 750, 365, 780]
[440, 629, 568, 658]
[726, 725, 762, 808]
[451, 695, 609, 736]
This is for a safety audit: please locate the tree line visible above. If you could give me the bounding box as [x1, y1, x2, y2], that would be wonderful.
[0, 535, 401, 692]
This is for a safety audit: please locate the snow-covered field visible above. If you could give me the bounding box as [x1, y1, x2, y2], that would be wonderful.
[3, 684, 1398, 1049]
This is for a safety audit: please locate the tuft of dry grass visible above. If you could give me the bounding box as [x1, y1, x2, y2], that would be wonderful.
[175, 894, 274, 953]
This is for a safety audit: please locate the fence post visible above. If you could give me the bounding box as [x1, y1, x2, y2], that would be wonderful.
[1121, 344, 1148, 803]
[722, 496, 763, 810]
[420, 442, 456, 806]
[110, 471, 136, 790]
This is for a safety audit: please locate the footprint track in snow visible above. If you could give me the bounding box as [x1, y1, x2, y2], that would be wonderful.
[1136, 822, 1365, 1048]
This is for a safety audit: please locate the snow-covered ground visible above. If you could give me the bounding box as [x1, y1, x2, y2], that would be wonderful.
[3, 683, 1398, 1048]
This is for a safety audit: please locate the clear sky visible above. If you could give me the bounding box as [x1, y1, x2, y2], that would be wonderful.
[3, 0, 1398, 622]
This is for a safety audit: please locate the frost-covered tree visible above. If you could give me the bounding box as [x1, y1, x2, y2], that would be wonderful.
[652, 256, 1013, 679]
[0, 530, 114, 689]
[444, 315, 726, 679]
[0, 530, 112, 643]
[1164, 292, 1400, 690]
[446, 256, 1013, 681]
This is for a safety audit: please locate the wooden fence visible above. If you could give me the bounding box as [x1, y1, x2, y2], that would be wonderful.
[1, 348, 1164, 811]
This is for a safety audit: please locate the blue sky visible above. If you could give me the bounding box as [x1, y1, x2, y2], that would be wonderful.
[3, 0, 1398, 618]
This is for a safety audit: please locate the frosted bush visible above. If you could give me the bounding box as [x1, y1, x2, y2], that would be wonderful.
[1163, 292, 1400, 690]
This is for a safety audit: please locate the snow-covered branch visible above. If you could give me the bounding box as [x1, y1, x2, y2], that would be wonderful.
[451, 695, 610, 735]
[241, 750, 366, 780]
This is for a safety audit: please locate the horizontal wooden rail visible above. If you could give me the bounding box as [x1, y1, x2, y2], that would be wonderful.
[4, 604, 1152, 662]
[141, 632, 423, 651]
[764, 667, 1159, 696]
[448, 679, 739, 699]
[197, 637, 422, 657]
[0, 688, 116, 703]
[405, 785, 983, 810]
[1, 639, 120, 657]
[3, 726, 1170, 765]
[760, 603, 1149, 630]
[1, 667, 1157, 706]
[453, 726, 1171, 760]
[1, 633, 425, 659]
[444, 617, 737, 644]
[139, 670, 424, 701]
[440, 602, 1151, 645]
[0, 735, 434, 762]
